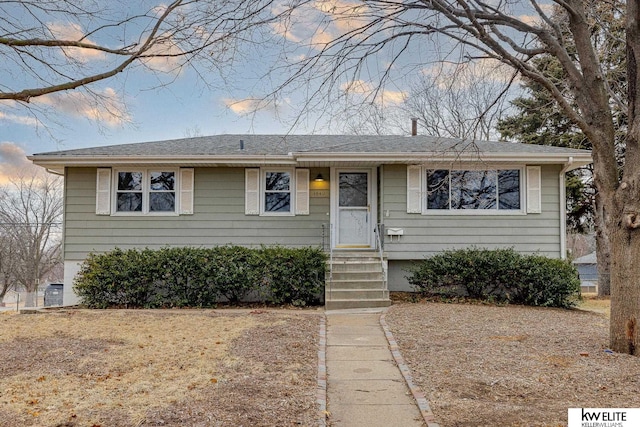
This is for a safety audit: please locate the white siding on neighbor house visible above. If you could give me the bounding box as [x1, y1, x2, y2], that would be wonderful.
[63, 167, 331, 263]
[380, 164, 563, 261]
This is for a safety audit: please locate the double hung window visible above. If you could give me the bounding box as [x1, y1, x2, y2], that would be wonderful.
[115, 169, 176, 214]
[244, 168, 309, 216]
[264, 171, 291, 213]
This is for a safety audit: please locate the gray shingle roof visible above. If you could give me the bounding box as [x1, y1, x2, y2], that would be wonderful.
[32, 134, 592, 157]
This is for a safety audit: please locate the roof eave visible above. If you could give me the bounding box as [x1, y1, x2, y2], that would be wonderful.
[28, 154, 298, 169]
[29, 151, 593, 170]
[292, 151, 593, 169]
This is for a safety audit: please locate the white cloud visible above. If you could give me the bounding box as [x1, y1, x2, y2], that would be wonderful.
[271, 21, 302, 43]
[37, 88, 130, 126]
[518, 3, 555, 26]
[378, 90, 405, 105]
[223, 98, 263, 115]
[48, 22, 106, 62]
[0, 142, 39, 184]
[341, 80, 406, 106]
[422, 59, 517, 90]
[141, 35, 186, 74]
[341, 79, 374, 94]
[0, 111, 39, 127]
[271, 0, 371, 51]
[519, 15, 539, 25]
[310, 30, 334, 48]
[314, 0, 369, 34]
[222, 97, 289, 116]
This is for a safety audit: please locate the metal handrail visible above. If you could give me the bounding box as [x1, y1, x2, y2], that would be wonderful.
[329, 223, 334, 300]
[322, 223, 334, 301]
[374, 223, 388, 296]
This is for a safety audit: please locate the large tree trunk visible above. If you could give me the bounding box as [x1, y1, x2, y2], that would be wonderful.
[609, 0, 640, 355]
[594, 193, 611, 296]
[609, 210, 640, 354]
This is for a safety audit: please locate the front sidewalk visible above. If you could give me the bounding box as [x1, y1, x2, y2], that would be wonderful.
[322, 309, 439, 427]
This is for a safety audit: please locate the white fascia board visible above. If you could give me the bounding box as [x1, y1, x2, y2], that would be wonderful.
[28, 155, 297, 168]
[291, 152, 592, 169]
[28, 151, 592, 170]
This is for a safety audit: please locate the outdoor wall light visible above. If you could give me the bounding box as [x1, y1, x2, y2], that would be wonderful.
[314, 173, 325, 182]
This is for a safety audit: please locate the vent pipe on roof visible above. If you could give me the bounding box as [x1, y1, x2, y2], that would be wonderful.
[411, 118, 418, 136]
[240, 139, 245, 150]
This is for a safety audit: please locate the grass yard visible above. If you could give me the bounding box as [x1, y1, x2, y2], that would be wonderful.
[0, 309, 320, 427]
[578, 293, 611, 317]
[385, 298, 640, 427]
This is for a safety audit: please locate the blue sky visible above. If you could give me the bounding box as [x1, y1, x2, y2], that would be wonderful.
[0, 1, 324, 182]
[0, 0, 536, 183]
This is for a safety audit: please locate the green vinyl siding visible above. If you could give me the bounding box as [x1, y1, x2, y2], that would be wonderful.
[380, 164, 563, 260]
[63, 167, 330, 262]
[64, 164, 564, 264]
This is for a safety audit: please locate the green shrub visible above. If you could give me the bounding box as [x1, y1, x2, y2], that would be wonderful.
[154, 247, 218, 308]
[407, 247, 581, 308]
[74, 248, 158, 308]
[73, 245, 326, 308]
[261, 246, 327, 306]
[209, 246, 261, 304]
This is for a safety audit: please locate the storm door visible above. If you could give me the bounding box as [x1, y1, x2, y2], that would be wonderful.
[335, 170, 372, 247]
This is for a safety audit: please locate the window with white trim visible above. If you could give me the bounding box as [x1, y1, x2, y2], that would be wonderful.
[245, 168, 309, 216]
[115, 169, 177, 214]
[96, 168, 193, 216]
[426, 168, 522, 211]
[263, 169, 293, 214]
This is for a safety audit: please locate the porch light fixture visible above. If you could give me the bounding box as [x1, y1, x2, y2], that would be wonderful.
[314, 173, 325, 182]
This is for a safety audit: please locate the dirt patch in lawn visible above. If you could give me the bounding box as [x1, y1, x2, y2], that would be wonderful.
[0, 309, 319, 427]
[385, 302, 640, 427]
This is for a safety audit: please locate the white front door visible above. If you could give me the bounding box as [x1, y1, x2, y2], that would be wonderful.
[334, 169, 374, 248]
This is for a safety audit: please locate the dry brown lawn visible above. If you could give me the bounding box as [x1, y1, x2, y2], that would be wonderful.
[578, 293, 611, 317]
[385, 299, 640, 427]
[0, 309, 320, 427]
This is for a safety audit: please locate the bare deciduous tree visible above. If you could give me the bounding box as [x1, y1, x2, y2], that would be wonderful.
[0, 0, 291, 129]
[0, 233, 17, 303]
[338, 61, 517, 137]
[404, 61, 517, 140]
[0, 172, 63, 306]
[276, 0, 637, 354]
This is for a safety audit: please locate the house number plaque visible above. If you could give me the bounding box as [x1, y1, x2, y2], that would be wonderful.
[310, 190, 329, 198]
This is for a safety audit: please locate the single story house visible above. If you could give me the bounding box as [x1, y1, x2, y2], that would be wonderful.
[30, 134, 592, 308]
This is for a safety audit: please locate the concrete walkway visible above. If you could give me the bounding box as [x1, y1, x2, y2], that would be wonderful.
[325, 309, 437, 427]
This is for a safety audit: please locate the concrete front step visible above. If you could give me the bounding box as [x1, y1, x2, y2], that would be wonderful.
[329, 261, 383, 272]
[326, 289, 389, 300]
[327, 279, 387, 290]
[331, 271, 384, 281]
[325, 299, 392, 310]
[331, 251, 384, 257]
[325, 251, 390, 310]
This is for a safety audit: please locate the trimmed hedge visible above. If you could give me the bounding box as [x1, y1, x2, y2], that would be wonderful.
[407, 247, 581, 308]
[74, 246, 327, 308]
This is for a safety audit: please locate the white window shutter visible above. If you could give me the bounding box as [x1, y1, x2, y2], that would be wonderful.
[245, 168, 260, 215]
[96, 168, 111, 215]
[295, 169, 310, 215]
[526, 166, 542, 213]
[179, 168, 194, 215]
[407, 165, 422, 213]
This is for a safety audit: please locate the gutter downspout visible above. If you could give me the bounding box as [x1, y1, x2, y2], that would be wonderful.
[559, 157, 574, 259]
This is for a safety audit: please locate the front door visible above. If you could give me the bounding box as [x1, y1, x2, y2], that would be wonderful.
[334, 170, 373, 248]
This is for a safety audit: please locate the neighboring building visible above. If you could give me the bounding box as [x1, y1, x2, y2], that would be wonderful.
[30, 134, 592, 308]
[573, 252, 598, 293]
